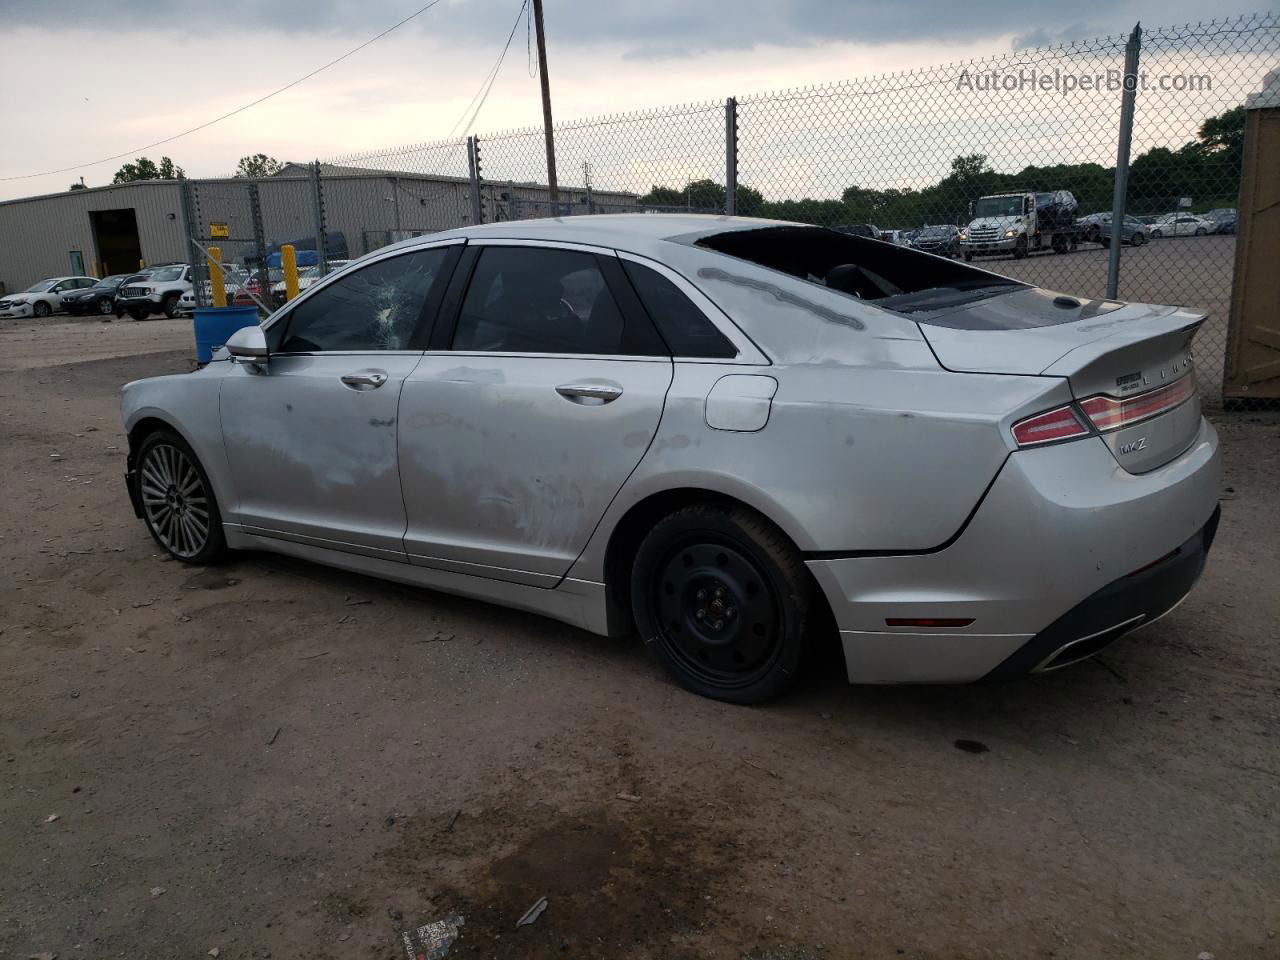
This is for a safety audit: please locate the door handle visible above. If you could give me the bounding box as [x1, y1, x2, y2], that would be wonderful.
[340, 372, 388, 390]
[555, 383, 623, 404]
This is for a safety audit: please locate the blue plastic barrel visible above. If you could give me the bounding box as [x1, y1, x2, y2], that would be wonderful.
[193, 306, 260, 364]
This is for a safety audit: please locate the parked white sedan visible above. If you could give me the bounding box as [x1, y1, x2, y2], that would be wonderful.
[1149, 214, 1215, 239]
[0, 276, 99, 318]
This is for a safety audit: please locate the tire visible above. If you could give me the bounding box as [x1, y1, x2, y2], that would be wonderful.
[1194, 227, 1206, 236]
[135, 429, 226, 564]
[33, 300, 52, 318]
[963, 252, 973, 262]
[630, 503, 813, 704]
[161, 293, 180, 319]
[1013, 237, 1028, 259]
[1151, 229, 1163, 239]
[97, 297, 114, 315]
[128, 308, 149, 322]
[1132, 232, 1146, 246]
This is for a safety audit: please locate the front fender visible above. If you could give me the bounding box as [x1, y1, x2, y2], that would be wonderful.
[122, 369, 235, 520]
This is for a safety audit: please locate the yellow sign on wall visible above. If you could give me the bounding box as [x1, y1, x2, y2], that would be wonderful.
[210, 222, 230, 239]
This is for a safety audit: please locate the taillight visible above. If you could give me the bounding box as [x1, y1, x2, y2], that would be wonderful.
[1011, 404, 1090, 447]
[1078, 372, 1196, 433]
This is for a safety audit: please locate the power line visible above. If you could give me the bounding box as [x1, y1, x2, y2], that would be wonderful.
[0, 0, 446, 182]
[446, 0, 529, 139]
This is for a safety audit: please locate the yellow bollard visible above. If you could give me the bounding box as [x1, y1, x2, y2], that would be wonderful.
[208, 246, 227, 308]
[282, 244, 300, 302]
[139, 259, 145, 270]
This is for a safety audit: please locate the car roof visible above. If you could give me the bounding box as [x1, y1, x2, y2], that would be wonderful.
[384, 214, 798, 260]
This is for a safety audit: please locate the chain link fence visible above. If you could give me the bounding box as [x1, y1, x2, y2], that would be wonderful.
[184, 13, 1278, 404]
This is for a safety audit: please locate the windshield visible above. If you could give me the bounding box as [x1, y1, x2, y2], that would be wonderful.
[919, 226, 951, 237]
[94, 275, 127, 288]
[23, 280, 59, 293]
[150, 266, 185, 282]
[973, 196, 1023, 219]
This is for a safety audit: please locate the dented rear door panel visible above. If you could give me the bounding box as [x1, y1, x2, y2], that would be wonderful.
[397, 354, 673, 586]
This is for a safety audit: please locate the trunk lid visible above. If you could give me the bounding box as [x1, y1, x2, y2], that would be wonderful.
[917, 288, 1204, 473]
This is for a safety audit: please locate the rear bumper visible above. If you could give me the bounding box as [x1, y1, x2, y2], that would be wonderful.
[808, 417, 1221, 683]
[983, 504, 1219, 679]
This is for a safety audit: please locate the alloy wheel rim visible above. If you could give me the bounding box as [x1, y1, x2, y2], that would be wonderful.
[651, 540, 782, 688]
[140, 443, 210, 558]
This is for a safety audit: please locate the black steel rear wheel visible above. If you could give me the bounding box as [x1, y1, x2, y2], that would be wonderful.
[631, 504, 812, 704]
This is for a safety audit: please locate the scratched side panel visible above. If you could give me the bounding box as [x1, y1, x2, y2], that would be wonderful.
[218, 354, 422, 557]
[567, 358, 1070, 583]
[398, 354, 673, 585]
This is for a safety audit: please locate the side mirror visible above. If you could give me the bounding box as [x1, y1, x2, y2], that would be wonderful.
[225, 324, 269, 363]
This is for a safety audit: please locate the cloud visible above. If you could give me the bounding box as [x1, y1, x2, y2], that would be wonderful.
[11, 0, 1208, 58]
[1010, 23, 1108, 50]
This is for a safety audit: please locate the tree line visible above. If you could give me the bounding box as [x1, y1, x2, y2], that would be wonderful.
[638, 106, 1245, 227]
[70, 154, 285, 190]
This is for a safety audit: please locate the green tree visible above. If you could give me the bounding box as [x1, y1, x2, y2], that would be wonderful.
[1196, 106, 1245, 155]
[112, 156, 184, 183]
[638, 178, 764, 214]
[236, 153, 285, 178]
[948, 153, 992, 186]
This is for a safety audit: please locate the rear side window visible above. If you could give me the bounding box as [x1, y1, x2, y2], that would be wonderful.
[452, 247, 664, 356]
[694, 225, 1028, 323]
[279, 247, 448, 353]
[621, 260, 736, 359]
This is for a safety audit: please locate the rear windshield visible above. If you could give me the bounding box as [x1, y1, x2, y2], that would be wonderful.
[693, 226, 1023, 318]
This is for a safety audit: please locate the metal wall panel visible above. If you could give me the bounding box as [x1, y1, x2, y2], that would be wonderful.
[0, 182, 187, 292]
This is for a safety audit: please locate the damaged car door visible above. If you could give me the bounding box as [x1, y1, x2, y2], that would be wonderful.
[218, 243, 460, 560]
[397, 241, 674, 586]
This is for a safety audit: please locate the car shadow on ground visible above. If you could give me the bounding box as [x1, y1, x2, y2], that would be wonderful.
[235, 544, 1155, 756]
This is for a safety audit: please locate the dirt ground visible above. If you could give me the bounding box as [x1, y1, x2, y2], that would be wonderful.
[1, 317, 1277, 960]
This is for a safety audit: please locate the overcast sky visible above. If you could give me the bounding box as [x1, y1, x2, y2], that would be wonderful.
[0, 0, 1265, 201]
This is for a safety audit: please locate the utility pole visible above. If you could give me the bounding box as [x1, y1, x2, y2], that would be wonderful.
[532, 0, 559, 209]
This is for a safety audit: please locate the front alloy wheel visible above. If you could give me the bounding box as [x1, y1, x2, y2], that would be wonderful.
[137, 432, 225, 563]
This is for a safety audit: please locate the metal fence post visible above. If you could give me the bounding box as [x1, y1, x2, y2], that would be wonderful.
[178, 178, 205, 306]
[247, 181, 270, 316]
[310, 160, 329, 277]
[1106, 23, 1142, 300]
[725, 97, 738, 215]
[467, 136, 484, 225]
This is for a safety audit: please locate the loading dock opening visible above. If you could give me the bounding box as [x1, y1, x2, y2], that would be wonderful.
[89, 208, 142, 276]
